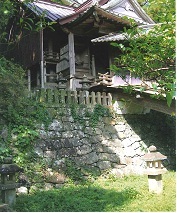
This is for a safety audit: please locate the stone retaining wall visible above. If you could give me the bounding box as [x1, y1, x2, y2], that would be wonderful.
[34, 106, 176, 180]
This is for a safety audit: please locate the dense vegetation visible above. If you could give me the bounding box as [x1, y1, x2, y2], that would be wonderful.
[0, 56, 52, 174]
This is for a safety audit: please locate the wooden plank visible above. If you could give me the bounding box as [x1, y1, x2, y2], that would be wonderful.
[97, 92, 102, 104]
[68, 32, 75, 90]
[85, 91, 90, 105]
[67, 90, 72, 104]
[46, 89, 53, 104]
[108, 93, 112, 106]
[40, 88, 46, 103]
[102, 92, 107, 106]
[54, 89, 60, 105]
[60, 90, 66, 104]
[91, 91, 96, 105]
[79, 90, 84, 104]
[40, 29, 44, 88]
[73, 90, 78, 104]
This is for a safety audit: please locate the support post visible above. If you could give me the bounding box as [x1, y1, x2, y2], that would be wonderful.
[68, 32, 75, 90]
[91, 54, 96, 78]
[40, 28, 44, 88]
[27, 69, 31, 92]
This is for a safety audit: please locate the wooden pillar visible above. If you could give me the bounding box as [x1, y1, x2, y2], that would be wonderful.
[27, 69, 31, 92]
[40, 28, 44, 88]
[48, 40, 53, 58]
[44, 61, 47, 84]
[68, 32, 75, 90]
[91, 54, 96, 77]
[108, 46, 113, 76]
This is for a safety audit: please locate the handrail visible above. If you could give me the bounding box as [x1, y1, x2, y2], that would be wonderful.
[31, 89, 112, 107]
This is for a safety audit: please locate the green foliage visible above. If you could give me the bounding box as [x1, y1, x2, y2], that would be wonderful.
[14, 171, 176, 212]
[0, 56, 27, 112]
[0, 57, 52, 169]
[70, 104, 111, 129]
[63, 159, 86, 183]
[110, 0, 175, 106]
[90, 104, 111, 127]
[11, 126, 38, 151]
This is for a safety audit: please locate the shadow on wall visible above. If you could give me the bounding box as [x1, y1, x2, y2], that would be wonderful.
[123, 110, 176, 171]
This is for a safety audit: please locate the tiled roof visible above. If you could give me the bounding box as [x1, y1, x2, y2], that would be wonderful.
[24, 0, 75, 21]
[59, 0, 154, 26]
[23, 0, 154, 25]
[101, 0, 154, 25]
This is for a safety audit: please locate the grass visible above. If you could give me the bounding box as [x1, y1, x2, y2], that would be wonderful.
[14, 171, 176, 212]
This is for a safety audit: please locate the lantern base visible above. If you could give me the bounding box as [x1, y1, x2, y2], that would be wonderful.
[1, 189, 16, 206]
[148, 174, 163, 194]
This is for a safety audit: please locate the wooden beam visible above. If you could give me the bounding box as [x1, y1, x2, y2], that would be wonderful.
[27, 69, 31, 92]
[68, 32, 75, 90]
[40, 28, 44, 88]
[113, 91, 176, 115]
[89, 85, 176, 115]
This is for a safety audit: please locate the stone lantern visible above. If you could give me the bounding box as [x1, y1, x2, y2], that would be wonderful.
[57, 72, 67, 90]
[79, 75, 92, 90]
[142, 145, 167, 194]
[0, 157, 23, 206]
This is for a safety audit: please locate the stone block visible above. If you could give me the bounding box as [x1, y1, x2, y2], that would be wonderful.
[61, 138, 73, 148]
[45, 172, 66, 184]
[58, 148, 77, 158]
[129, 135, 141, 143]
[16, 186, 28, 194]
[114, 124, 126, 132]
[117, 132, 126, 139]
[34, 147, 43, 157]
[48, 120, 63, 131]
[62, 116, 74, 122]
[110, 134, 119, 139]
[110, 168, 124, 178]
[39, 130, 48, 139]
[44, 151, 56, 159]
[94, 128, 102, 135]
[98, 153, 119, 163]
[62, 131, 74, 138]
[77, 144, 92, 155]
[69, 138, 82, 147]
[53, 140, 62, 149]
[63, 122, 74, 131]
[113, 147, 124, 156]
[76, 152, 99, 165]
[122, 138, 133, 147]
[97, 161, 111, 170]
[104, 125, 117, 134]
[124, 146, 137, 157]
[44, 183, 54, 191]
[84, 127, 94, 135]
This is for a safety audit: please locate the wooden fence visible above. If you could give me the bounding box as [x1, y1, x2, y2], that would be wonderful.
[31, 89, 112, 107]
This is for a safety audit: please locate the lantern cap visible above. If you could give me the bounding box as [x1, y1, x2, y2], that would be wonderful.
[142, 145, 167, 161]
[79, 75, 92, 84]
[0, 157, 23, 174]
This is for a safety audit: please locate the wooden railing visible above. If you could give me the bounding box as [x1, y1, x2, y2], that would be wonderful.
[31, 89, 112, 107]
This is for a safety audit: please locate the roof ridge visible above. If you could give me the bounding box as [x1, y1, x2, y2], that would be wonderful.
[33, 0, 74, 9]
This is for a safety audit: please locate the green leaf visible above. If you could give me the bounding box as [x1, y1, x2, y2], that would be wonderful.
[166, 92, 172, 107]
